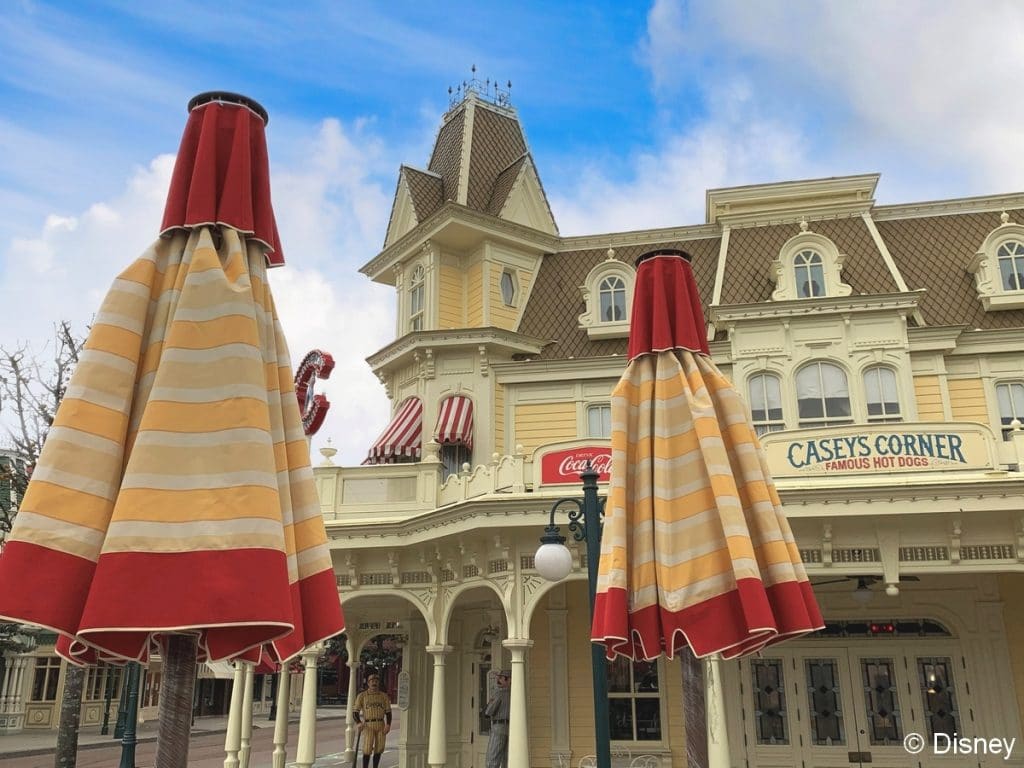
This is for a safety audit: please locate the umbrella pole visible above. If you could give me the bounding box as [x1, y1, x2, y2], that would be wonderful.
[681, 648, 708, 768]
[154, 633, 199, 768]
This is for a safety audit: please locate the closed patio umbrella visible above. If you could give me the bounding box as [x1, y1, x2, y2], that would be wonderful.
[591, 250, 822, 662]
[0, 92, 344, 764]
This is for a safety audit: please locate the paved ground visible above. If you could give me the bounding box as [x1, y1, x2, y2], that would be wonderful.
[0, 708, 401, 768]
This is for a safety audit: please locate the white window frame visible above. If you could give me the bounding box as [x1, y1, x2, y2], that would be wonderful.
[748, 372, 786, 436]
[863, 365, 902, 423]
[578, 255, 635, 340]
[587, 403, 613, 438]
[606, 656, 667, 746]
[996, 380, 1024, 440]
[408, 264, 425, 332]
[968, 216, 1024, 311]
[795, 361, 854, 428]
[771, 229, 852, 302]
[500, 269, 518, 306]
[598, 275, 628, 323]
[794, 250, 826, 298]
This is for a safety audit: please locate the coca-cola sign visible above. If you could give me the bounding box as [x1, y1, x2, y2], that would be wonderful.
[540, 446, 612, 485]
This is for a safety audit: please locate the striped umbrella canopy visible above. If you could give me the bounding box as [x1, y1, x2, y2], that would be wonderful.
[591, 250, 822, 661]
[0, 94, 343, 666]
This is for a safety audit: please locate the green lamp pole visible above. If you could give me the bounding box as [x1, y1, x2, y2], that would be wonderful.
[535, 465, 610, 768]
[118, 662, 142, 768]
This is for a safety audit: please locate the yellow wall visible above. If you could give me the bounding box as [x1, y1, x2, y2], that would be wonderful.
[488, 264, 534, 331]
[467, 262, 484, 327]
[494, 384, 505, 455]
[513, 402, 577, 454]
[529, 581, 688, 765]
[913, 375, 945, 421]
[438, 265, 464, 328]
[948, 377, 989, 424]
[1000, 573, 1024, 736]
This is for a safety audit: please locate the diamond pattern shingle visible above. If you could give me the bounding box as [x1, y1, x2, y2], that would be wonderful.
[404, 167, 444, 222]
[875, 208, 1024, 329]
[486, 156, 527, 216]
[427, 110, 465, 203]
[519, 238, 721, 361]
[467, 106, 528, 213]
[721, 217, 899, 306]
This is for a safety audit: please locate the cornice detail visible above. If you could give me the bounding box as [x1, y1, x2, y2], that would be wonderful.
[709, 291, 924, 324]
[366, 327, 547, 376]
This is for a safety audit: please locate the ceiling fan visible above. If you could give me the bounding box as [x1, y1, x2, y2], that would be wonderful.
[811, 574, 920, 602]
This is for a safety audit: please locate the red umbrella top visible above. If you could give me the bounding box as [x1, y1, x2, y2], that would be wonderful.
[0, 93, 343, 664]
[592, 250, 822, 660]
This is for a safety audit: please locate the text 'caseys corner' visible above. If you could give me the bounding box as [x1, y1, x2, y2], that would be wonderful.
[787, 432, 966, 471]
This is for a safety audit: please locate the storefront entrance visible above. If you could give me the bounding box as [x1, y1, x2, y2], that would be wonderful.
[734, 621, 974, 768]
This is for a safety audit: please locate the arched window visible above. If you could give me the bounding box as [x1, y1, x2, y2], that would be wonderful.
[997, 240, 1024, 291]
[599, 276, 627, 322]
[996, 381, 1024, 440]
[794, 250, 825, 298]
[796, 362, 852, 427]
[748, 373, 785, 436]
[409, 265, 425, 331]
[864, 366, 902, 423]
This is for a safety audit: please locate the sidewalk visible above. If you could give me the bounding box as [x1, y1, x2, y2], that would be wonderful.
[0, 707, 347, 759]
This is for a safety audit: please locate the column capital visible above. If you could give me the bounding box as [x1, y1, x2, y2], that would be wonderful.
[502, 638, 534, 652]
[424, 644, 453, 656]
[300, 644, 322, 661]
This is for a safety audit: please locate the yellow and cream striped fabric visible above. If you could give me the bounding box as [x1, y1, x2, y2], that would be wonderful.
[593, 348, 821, 660]
[0, 226, 342, 663]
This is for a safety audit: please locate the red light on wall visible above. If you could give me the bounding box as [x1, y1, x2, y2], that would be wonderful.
[869, 622, 895, 634]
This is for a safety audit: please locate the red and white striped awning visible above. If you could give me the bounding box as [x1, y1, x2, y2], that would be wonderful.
[435, 395, 474, 450]
[366, 397, 423, 464]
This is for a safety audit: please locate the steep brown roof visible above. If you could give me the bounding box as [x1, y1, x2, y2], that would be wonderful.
[519, 239, 721, 360]
[403, 167, 444, 221]
[720, 217, 899, 306]
[467, 106, 529, 212]
[876, 208, 1024, 329]
[427, 109, 465, 202]
[486, 156, 527, 216]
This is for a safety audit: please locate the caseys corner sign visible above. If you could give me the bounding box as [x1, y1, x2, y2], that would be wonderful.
[539, 445, 612, 485]
[760, 422, 997, 478]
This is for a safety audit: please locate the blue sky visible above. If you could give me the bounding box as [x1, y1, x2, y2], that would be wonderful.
[3, 0, 1024, 464]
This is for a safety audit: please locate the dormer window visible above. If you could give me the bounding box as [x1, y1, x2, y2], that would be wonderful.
[794, 250, 825, 298]
[997, 240, 1024, 291]
[599, 276, 627, 322]
[578, 250, 635, 340]
[770, 224, 852, 302]
[968, 214, 1024, 310]
[409, 264, 425, 331]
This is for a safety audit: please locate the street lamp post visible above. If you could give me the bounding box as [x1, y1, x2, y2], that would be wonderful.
[119, 662, 142, 768]
[534, 465, 611, 768]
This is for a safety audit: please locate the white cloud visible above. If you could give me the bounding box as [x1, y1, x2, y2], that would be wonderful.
[641, 0, 1024, 196]
[0, 118, 397, 467]
[550, 83, 811, 235]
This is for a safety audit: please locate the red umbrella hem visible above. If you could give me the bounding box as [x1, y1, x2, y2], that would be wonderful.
[592, 579, 824, 661]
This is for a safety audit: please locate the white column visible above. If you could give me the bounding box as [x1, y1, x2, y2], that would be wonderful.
[0, 657, 12, 714]
[705, 656, 732, 768]
[12, 657, 28, 726]
[426, 645, 452, 768]
[271, 670, 291, 768]
[239, 663, 254, 768]
[224, 661, 246, 768]
[344, 656, 361, 762]
[295, 645, 321, 768]
[503, 639, 532, 768]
